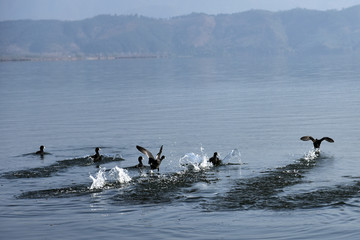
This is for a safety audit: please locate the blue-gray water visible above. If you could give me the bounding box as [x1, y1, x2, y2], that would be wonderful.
[1, 56, 360, 239]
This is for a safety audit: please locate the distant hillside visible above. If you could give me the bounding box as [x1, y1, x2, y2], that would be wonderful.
[1, 5, 360, 59]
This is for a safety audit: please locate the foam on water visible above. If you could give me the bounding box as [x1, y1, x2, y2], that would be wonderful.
[303, 149, 319, 161]
[222, 148, 242, 164]
[89, 166, 132, 189]
[89, 167, 107, 190]
[179, 148, 242, 170]
[109, 166, 132, 183]
[179, 152, 211, 171]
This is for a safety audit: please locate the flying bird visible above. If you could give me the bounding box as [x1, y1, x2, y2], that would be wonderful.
[136, 145, 165, 171]
[300, 136, 334, 149]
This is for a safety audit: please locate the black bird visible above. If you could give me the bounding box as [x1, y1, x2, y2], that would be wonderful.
[136, 145, 165, 171]
[36, 145, 45, 155]
[209, 152, 222, 166]
[135, 156, 144, 168]
[91, 147, 102, 163]
[300, 136, 334, 149]
[125, 156, 147, 169]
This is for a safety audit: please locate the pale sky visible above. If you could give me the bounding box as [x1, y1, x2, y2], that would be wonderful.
[1, 0, 360, 21]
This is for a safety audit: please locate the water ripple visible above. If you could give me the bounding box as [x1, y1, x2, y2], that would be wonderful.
[2, 156, 124, 179]
[204, 152, 360, 211]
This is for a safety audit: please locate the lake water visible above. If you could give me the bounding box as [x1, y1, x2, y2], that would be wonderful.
[0, 56, 360, 239]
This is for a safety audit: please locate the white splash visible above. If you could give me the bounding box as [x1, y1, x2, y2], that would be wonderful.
[200, 145, 205, 155]
[199, 154, 211, 168]
[304, 149, 319, 161]
[109, 166, 132, 183]
[112, 153, 123, 160]
[89, 167, 107, 190]
[222, 148, 242, 164]
[180, 147, 242, 170]
[179, 152, 211, 171]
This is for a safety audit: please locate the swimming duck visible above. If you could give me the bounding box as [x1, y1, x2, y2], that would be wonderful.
[209, 152, 222, 166]
[135, 156, 144, 168]
[300, 136, 334, 149]
[36, 145, 45, 155]
[125, 156, 148, 169]
[136, 145, 165, 171]
[91, 147, 102, 163]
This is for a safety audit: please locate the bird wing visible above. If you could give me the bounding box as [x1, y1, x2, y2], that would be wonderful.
[300, 136, 315, 142]
[320, 137, 334, 143]
[156, 145, 163, 160]
[136, 145, 154, 160]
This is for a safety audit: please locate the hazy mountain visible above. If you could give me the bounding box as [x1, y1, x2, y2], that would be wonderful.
[1, 5, 359, 59]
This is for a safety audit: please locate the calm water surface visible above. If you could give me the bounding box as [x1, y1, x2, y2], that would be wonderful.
[0, 56, 360, 239]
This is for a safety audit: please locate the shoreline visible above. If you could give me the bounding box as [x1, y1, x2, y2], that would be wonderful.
[0, 54, 166, 62]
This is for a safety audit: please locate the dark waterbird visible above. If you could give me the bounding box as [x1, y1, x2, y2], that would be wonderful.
[136, 145, 165, 171]
[35, 145, 50, 157]
[300, 136, 334, 149]
[35, 145, 45, 155]
[209, 152, 222, 166]
[135, 156, 144, 168]
[124, 156, 148, 170]
[91, 147, 102, 163]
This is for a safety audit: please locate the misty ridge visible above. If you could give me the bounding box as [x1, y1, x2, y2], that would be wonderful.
[1, 5, 360, 59]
